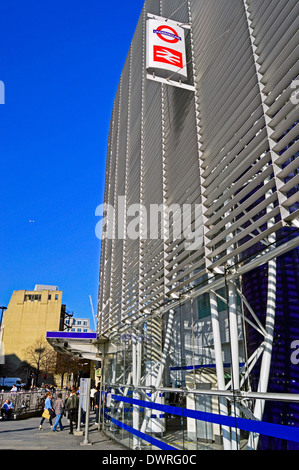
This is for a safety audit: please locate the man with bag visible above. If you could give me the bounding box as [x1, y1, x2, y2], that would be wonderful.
[65, 388, 79, 434]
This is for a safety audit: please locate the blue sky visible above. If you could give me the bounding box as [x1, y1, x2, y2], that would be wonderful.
[0, 0, 145, 329]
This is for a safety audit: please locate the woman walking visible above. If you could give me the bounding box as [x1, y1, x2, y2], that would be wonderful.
[39, 392, 54, 430]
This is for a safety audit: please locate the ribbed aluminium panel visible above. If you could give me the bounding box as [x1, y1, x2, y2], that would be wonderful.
[122, 31, 142, 322]
[249, 0, 299, 226]
[110, 57, 131, 325]
[98, 0, 299, 336]
[97, 115, 114, 333]
[141, 73, 164, 305]
[161, 0, 188, 24]
[140, 1, 165, 311]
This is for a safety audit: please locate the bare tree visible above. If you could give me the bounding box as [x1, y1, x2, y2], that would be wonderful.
[23, 337, 57, 386]
[55, 352, 72, 388]
[55, 354, 90, 389]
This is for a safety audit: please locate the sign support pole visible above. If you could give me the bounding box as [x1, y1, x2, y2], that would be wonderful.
[80, 377, 92, 446]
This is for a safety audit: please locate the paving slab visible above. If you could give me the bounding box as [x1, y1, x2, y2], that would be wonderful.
[0, 413, 124, 451]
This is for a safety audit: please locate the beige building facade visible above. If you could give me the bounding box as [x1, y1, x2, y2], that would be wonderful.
[2, 286, 65, 381]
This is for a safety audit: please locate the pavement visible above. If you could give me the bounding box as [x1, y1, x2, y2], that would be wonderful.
[0, 411, 125, 451]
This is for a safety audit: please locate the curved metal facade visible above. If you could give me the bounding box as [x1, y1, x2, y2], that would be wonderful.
[97, 0, 299, 451]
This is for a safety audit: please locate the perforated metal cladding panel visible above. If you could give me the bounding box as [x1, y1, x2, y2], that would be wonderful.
[141, 77, 164, 311]
[193, 1, 268, 270]
[247, 0, 299, 224]
[141, 15, 164, 311]
[191, 0, 299, 273]
[105, 88, 120, 332]
[123, 20, 143, 322]
[98, 0, 299, 336]
[111, 58, 130, 326]
[98, 116, 114, 334]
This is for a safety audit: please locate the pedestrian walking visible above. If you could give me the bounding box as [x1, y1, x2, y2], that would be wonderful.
[52, 393, 64, 432]
[65, 388, 79, 434]
[90, 385, 96, 411]
[39, 392, 54, 430]
[94, 384, 102, 425]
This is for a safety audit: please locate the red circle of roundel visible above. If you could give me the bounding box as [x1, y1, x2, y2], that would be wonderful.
[156, 25, 180, 44]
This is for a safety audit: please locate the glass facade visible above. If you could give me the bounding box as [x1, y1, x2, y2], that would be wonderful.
[98, 264, 299, 450]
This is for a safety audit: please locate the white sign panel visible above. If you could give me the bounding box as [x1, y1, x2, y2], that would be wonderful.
[146, 17, 187, 79]
[79, 378, 91, 412]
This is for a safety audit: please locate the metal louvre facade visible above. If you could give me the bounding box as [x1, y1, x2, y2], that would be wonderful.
[97, 0, 299, 451]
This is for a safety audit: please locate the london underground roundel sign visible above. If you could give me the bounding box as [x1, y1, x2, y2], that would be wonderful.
[154, 25, 181, 44]
[146, 17, 187, 79]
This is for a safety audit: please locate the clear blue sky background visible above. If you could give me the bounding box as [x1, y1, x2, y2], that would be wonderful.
[0, 0, 145, 329]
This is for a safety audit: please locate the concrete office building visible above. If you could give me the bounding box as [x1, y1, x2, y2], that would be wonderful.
[64, 317, 94, 333]
[47, 0, 299, 451]
[2, 286, 66, 381]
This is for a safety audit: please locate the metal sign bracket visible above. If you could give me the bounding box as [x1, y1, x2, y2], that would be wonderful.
[146, 73, 196, 92]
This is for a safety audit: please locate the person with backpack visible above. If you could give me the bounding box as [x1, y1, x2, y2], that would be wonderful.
[65, 388, 79, 434]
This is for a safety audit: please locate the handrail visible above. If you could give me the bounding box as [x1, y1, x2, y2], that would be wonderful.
[103, 383, 299, 403]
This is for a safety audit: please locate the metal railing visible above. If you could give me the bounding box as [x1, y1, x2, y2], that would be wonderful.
[0, 390, 68, 419]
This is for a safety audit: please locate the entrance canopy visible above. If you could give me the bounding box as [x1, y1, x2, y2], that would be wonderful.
[46, 331, 107, 361]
